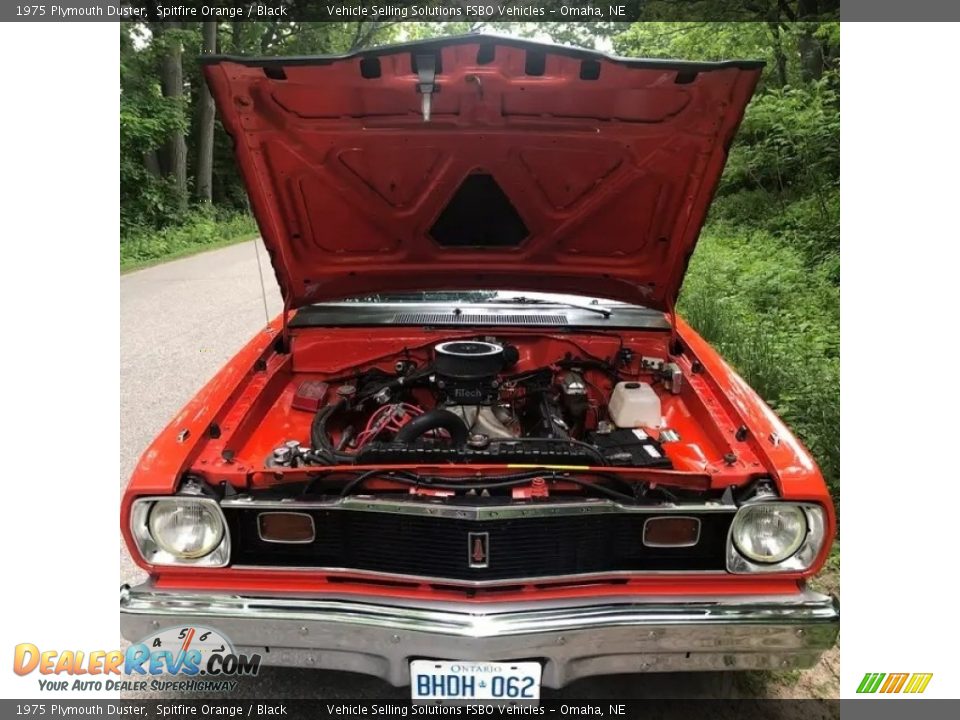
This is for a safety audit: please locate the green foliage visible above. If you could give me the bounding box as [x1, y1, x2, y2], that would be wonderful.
[614, 21, 771, 63]
[120, 210, 257, 270]
[480, 21, 628, 49]
[120, 24, 190, 234]
[723, 81, 839, 225]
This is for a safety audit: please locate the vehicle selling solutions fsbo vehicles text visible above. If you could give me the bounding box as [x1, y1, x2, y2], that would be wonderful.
[322, 705, 617, 716]
[322, 4, 618, 18]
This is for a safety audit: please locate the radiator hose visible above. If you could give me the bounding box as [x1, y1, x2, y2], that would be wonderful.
[394, 408, 469, 445]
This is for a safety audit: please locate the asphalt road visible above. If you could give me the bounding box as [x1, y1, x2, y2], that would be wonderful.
[119, 241, 740, 700]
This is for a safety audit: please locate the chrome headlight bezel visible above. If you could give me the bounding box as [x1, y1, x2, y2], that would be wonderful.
[726, 501, 826, 574]
[130, 496, 230, 567]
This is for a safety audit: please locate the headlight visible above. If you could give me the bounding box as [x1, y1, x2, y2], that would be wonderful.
[149, 500, 224, 558]
[732, 504, 806, 563]
[727, 502, 826, 573]
[130, 496, 229, 567]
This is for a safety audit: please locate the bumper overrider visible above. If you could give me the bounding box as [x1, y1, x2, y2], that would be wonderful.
[119, 583, 839, 688]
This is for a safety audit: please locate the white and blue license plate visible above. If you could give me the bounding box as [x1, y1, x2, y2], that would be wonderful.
[410, 660, 542, 701]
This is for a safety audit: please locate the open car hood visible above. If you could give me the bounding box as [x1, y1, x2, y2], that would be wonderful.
[203, 35, 762, 311]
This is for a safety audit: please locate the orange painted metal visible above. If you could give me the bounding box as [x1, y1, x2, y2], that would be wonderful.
[201, 36, 761, 311]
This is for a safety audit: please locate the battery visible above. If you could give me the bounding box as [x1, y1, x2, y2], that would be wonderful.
[585, 428, 673, 469]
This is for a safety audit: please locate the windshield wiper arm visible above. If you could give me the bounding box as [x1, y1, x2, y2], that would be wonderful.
[492, 296, 612, 319]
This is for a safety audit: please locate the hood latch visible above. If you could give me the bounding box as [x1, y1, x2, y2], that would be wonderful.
[415, 53, 438, 122]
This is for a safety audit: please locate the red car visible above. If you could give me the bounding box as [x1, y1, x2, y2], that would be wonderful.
[120, 36, 838, 699]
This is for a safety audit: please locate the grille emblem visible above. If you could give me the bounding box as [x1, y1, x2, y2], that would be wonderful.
[468, 532, 489, 569]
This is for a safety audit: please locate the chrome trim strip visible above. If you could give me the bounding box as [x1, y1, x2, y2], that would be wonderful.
[642, 515, 701, 548]
[120, 583, 840, 638]
[221, 495, 737, 521]
[256, 512, 316, 545]
[229, 565, 726, 585]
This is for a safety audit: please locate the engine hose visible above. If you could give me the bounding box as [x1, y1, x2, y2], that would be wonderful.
[310, 400, 357, 464]
[393, 408, 469, 445]
[356, 363, 435, 403]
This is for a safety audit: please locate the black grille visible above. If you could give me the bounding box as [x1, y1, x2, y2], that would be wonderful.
[226, 507, 732, 582]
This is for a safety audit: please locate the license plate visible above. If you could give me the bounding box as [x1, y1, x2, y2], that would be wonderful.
[410, 660, 542, 701]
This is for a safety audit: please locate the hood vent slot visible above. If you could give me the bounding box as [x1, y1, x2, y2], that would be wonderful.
[430, 174, 528, 247]
[393, 313, 568, 326]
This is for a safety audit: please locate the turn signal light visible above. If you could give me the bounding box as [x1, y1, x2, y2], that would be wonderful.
[642, 516, 701, 547]
[258, 512, 315, 543]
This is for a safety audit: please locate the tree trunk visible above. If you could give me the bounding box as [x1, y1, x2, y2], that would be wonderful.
[159, 21, 188, 212]
[798, 28, 824, 82]
[195, 21, 217, 204]
[797, 0, 825, 83]
[767, 22, 789, 87]
[231, 20, 247, 53]
[143, 150, 162, 177]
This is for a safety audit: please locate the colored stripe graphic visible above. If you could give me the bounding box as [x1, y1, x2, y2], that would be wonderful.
[880, 673, 909, 693]
[857, 672, 932, 694]
[904, 673, 933, 694]
[857, 673, 885, 693]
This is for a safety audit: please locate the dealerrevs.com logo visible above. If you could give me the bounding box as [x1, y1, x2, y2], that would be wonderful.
[857, 672, 933, 694]
[13, 626, 261, 693]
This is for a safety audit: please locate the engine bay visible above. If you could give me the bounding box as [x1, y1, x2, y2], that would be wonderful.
[292, 337, 678, 471]
[187, 325, 761, 476]
[180, 326, 766, 502]
[159, 325, 769, 503]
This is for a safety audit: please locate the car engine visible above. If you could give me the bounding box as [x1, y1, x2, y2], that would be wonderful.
[279, 338, 677, 470]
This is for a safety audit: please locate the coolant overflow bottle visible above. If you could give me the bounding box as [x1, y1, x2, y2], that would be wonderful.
[608, 381, 662, 428]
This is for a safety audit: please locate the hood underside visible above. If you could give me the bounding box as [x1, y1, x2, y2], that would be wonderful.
[202, 35, 762, 311]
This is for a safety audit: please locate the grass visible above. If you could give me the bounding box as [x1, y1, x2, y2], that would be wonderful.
[120, 211, 258, 273]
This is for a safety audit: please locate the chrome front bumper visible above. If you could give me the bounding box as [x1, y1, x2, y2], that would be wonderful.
[119, 583, 839, 688]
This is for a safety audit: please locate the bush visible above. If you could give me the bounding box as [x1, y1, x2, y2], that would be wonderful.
[716, 79, 840, 271]
[120, 210, 257, 269]
[724, 81, 839, 197]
